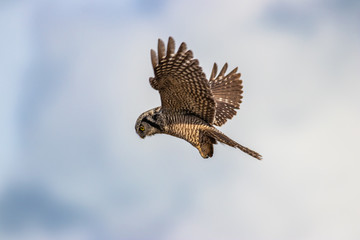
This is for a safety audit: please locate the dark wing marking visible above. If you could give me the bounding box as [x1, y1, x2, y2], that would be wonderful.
[149, 37, 216, 124]
[209, 63, 243, 126]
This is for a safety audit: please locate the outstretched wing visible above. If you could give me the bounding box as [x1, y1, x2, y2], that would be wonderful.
[149, 37, 216, 124]
[209, 63, 243, 126]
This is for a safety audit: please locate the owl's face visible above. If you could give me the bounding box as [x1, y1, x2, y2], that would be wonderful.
[135, 107, 162, 139]
[136, 121, 154, 138]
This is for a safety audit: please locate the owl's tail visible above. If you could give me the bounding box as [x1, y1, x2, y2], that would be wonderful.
[205, 128, 262, 160]
[209, 63, 243, 127]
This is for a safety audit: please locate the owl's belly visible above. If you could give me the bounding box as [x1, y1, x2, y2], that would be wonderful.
[161, 112, 211, 147]
[165, 122, 201, 147]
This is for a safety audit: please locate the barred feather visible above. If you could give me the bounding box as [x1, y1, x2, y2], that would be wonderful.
[209, 63, 243, 126]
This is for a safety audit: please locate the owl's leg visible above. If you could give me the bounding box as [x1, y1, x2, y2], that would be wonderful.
[197, 131, 216, 158]
[197, 143, 213, 158]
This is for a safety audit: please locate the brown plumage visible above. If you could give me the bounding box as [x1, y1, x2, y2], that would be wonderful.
[135, 37, 262, 160]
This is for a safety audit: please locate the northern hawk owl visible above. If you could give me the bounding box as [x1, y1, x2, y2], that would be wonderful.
[135, 37, 262, 160]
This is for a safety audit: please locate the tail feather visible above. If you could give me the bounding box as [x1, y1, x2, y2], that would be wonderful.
[205, 127, 262, 160]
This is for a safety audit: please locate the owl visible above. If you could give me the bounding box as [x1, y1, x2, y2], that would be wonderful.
[135, 37, 262, 160]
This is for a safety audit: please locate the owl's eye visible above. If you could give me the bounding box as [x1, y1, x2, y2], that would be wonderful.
[139, 126, 145, 132]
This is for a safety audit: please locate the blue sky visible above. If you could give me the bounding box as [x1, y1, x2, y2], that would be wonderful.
[1, 0, 360, 239]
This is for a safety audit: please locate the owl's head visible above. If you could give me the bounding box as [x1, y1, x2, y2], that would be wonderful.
[135, 107, 162, 139]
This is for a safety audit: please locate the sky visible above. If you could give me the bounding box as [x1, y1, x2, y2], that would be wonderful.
[1, 0, 360, 239]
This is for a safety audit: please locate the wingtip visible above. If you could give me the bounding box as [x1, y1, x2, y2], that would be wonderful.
[157, 38, 165, 59]
[177, 42, 187, 54]
[167, 36, 175, 57]
[219, 63, 228, 77]
[186, 50, 194, 59]
[150, 49, 157, 69]
[210, 63, 218, 81]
